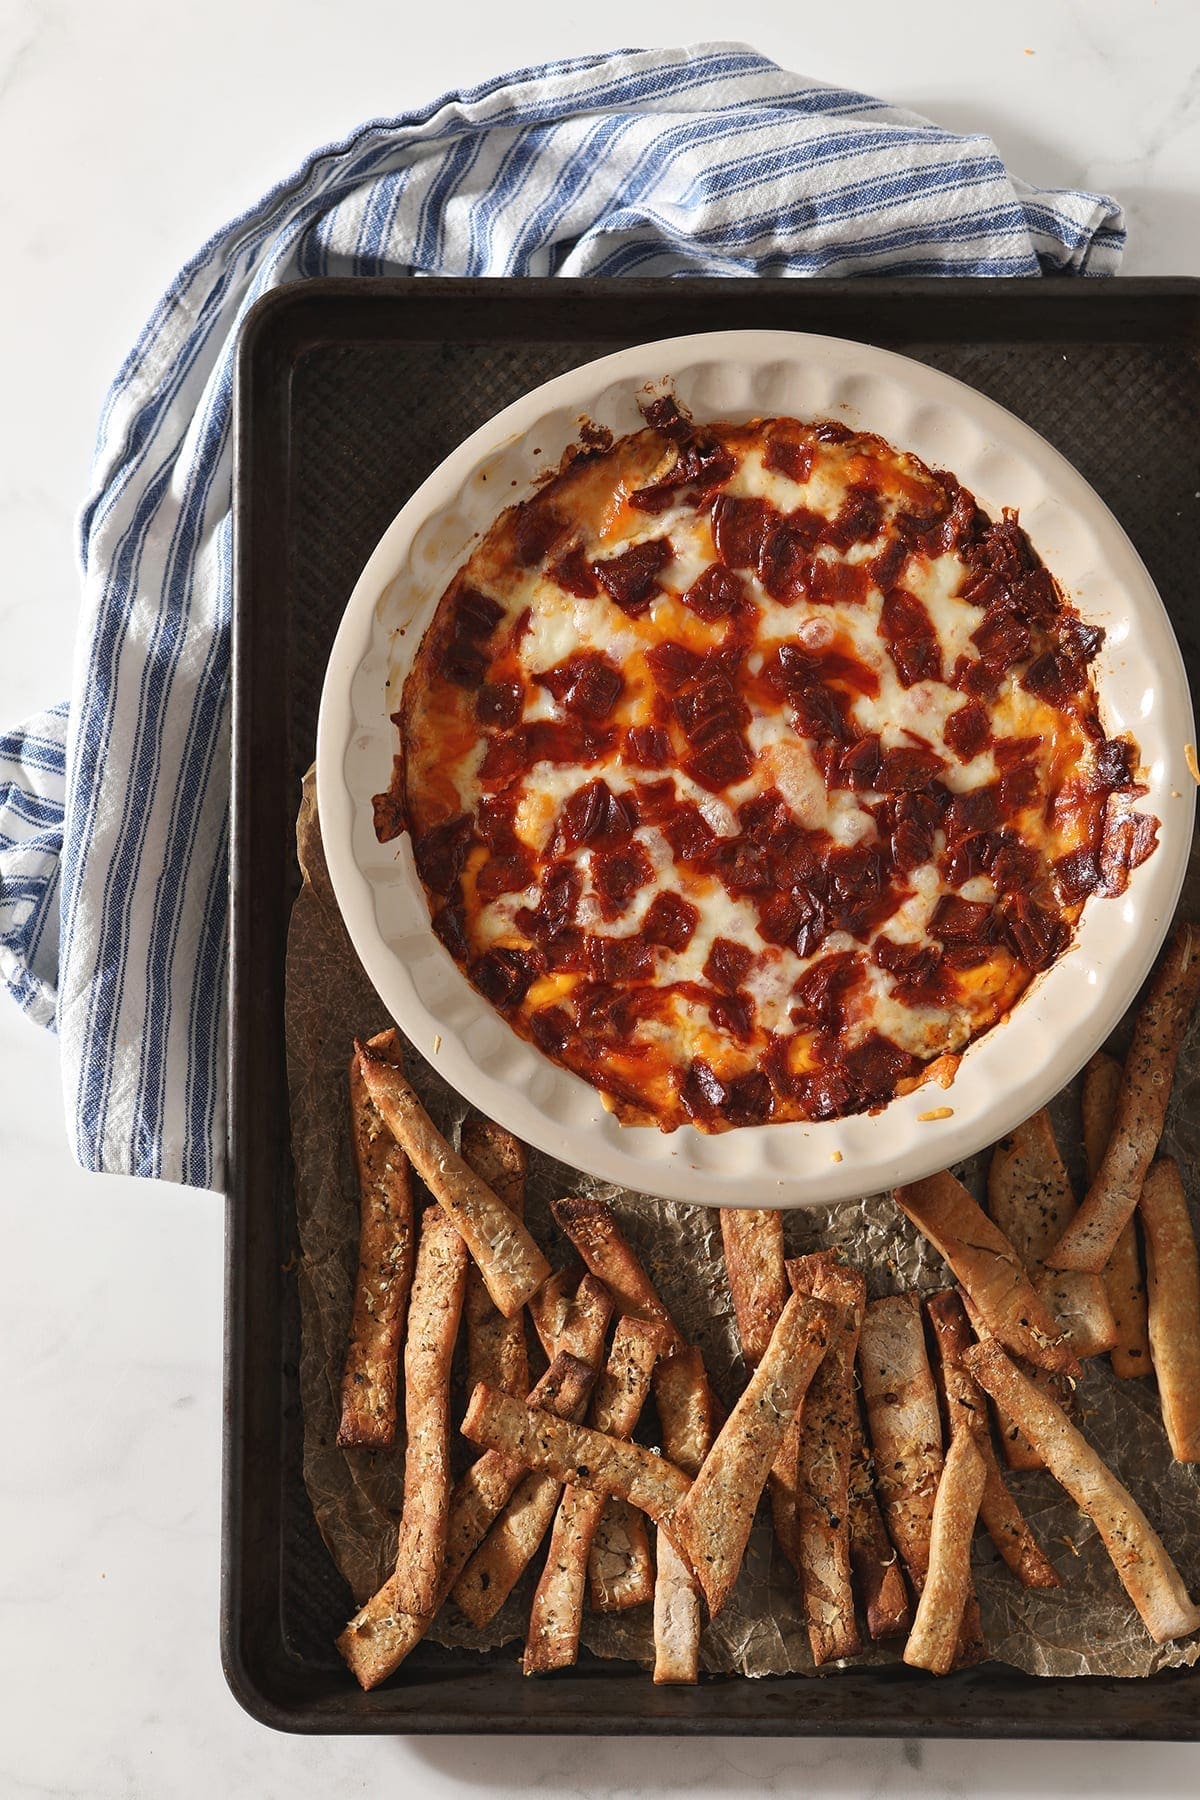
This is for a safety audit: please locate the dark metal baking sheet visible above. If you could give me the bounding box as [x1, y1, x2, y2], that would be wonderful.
[227, 275, 1200, 1736]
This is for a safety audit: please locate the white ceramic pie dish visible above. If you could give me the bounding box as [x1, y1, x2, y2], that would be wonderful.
[316, 329, 1195, 1209]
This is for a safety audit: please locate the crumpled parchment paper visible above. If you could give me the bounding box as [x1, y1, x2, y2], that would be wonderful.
[287, 767, 1200, 1679]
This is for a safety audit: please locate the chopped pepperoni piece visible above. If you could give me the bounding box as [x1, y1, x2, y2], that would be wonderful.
[471, 947, 539, 1009]
[1022, 646, 1083, 705]
[703, 936, 754, 992]
[843, 1032, 919, 1103]
[678, 1058, 729, 1122]
[880, 588, 942, 687]
[945, 785, 1000, 843]
[587, 936, 654, 983]
[764, 435, 814, 482]
[835, 734, 882, 792]
[738, 787, 799, 848]
[475, 852, 535, 902]
[439, 637, 489, 690]
[1006, 566, 1061, 624]
[514, 503, 568, 567]
[868, 536, 909, 592]
[686, 731, 754, 791]
[595, 537, 674, 613]
[644, 890, 700, 952]
[757, 888, 827, 958]
[640, 393, 691, 438]
[535, 651, 624, 720]
[943, 700, 990, 761]
[791, 950, 861, 1031]
[530, 1006, 572, 1055]
[823, 486, 883, 552]
[930, 895, 994, 945]
[535, 862, 583, 933]
[961, 510, 1032, 591]
[624, 723, 671, 768]
[630, 434, 735, 512]
[796, 1066, 853, 1122]
[759, 519, 819, 603]
[891, 815, 935, 873]
[475, 681, 522, 728]
[646, 640, 703, 693]
[541, 926, 589, 972]
[593, 843, 654, 918]
[455, 586, 504, 638]
[878, 745, 946, 790]
[662, 803, 719, 863]
[1097, 807, 1160, 897]
[712, 494, 778, 569]
[971, 608, 1032, 673]
[810, 557, 869, 605]
[432, 900, 467, 960]
[553, 779, 635, 852]
[524, 719, 615, 769]
[988, 836, 1042, 891]
[813, 420, 855, 444]
[998, 762, 1039, 813]
[672, 672, 749, 745]
[789, 680, 856, 746]
[995, 892, 1066, 971]
[1094, 737, 1137, 790]
[682, 562, 746, 621]
[413, 814, 474, 894]
[874, 935, 943, 992]
[723, 1071, 773, 1125]
[702, 835, 772, 896]
[628, 777, 677, 825]
[1054, 846, 1101, 903]
[549, 546, 600, 598]
[475, 793, 522, 852]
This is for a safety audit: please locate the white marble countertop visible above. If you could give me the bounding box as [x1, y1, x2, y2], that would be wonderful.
[2, 2, 1198, 1793]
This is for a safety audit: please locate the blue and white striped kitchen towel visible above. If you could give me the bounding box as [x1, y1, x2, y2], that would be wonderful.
[0, 43, 1125, 1190]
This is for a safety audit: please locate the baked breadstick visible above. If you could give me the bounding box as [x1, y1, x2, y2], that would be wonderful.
[902, 1433, 987, 1675]
[460, 1116, 529, 1398]
[391, 1205, 468, 1616]
[337, 1352, 595, 1689]
[524, 1318, 665, 1673]
[964, 1340, 1200, 1643]
[1049, 923, 1200, 1274]
[857, 1294, 943, 1592]
[356, 1042, 549, 1315]
[955, 1282, 1065, 1473]
[719, 1211, 801, 1576]
[895, 1170, 1079, 1377]
[847, 1403, 911, 1639]
[1139, 1159, 1200, 1462]
[1083, 1052, 1151, 1378]
[461, 1384, 693, 1523]
[552, 1194, 682, 1347]
[926, 1289, 1060, 1589]
[338, 1029, 416, 1448]
[721, 1208, 787, 1368]
[670, 1294, 835, 1618]
[452, 1276, 613, 1628]
[552, 1193, 712, 1627]
[589, 1501, 655, 1613]
[787, 1254, 866, 1665]
[988, 1109, 1115, 1358]
[650, 1344, 715, 1682]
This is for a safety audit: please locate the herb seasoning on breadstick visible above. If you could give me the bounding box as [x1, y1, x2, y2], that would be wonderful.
[338, 1030, 415, 1448]
[355, 1042, 549, 1315]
